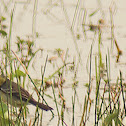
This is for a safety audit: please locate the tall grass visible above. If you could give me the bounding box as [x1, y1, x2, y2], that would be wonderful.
[0, 0, 126, 126]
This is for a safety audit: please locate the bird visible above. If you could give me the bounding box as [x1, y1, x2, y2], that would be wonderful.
[0, 75, 53, 111]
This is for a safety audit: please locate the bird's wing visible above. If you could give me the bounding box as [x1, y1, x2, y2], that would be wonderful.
[1, 79, 33, 102]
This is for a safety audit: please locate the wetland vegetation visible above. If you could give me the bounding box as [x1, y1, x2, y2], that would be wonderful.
[0, 0, 126, 126]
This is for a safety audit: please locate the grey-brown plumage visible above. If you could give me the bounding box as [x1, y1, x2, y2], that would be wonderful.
[0, 75, 53, 111]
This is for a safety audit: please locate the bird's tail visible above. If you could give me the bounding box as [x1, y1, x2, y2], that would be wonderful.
[30, 99, 53, 111]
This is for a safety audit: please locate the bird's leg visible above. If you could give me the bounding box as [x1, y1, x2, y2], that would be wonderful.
[17, 106, 22, 119]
